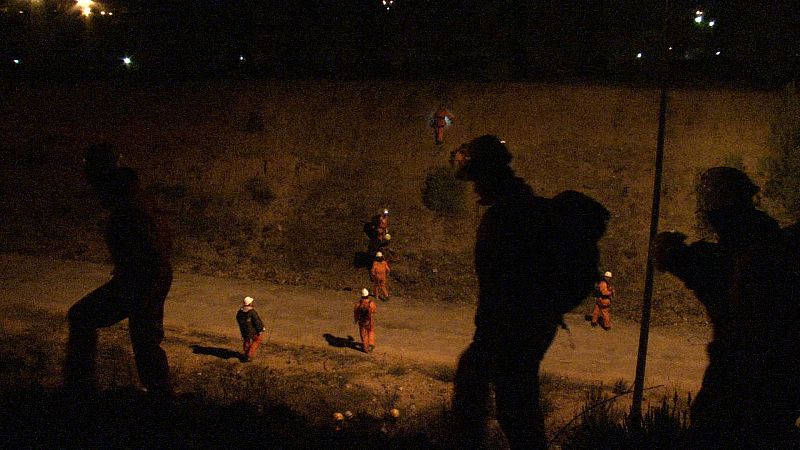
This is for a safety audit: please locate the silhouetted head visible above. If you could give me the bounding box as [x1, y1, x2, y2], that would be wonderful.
[451, 135, 513, 182]
[696, 167, 760, 235]
[697, 167, 759, 212]
[83, 143, 120, 189]
[94, 166, 140, 205]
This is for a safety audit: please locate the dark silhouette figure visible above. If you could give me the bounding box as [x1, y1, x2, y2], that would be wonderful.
[450, 135, 609, 449]
[654, 167, 800, 448]
[65, 144, 173, 397]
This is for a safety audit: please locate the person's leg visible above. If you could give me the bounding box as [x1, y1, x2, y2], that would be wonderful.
[601, 306, 611, 330]
[247, 333, 263, 358]
[129, 279, 172, 396]
[591, 302, 600, 327]
[452, 343, 494, 447]
[359, 326, 369, 352]
[367, 326, 375, 351]
[494, 355, 546, 450]
[65, 280, 129, 394]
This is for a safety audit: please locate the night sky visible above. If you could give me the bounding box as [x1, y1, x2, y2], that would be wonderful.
[1, 0, 798, 85]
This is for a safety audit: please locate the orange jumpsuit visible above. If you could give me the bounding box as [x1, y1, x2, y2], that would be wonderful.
[377, 214, 389, 236]
[591, 280, 613, 329]
[432, 108, 452, 145]
[370, 259, 391, 299]
[354, 298, 377, 352]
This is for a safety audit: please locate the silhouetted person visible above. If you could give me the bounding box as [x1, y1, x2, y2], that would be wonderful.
[654, 167, 800, 448]
[65, 144, 173, 397]
[450, 135, 609, 449]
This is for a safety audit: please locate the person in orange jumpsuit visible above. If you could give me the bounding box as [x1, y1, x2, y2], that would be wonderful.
[591, 271, 614, 330]
[431, 105, 454, 145]
[377, 209, 389, 236]
[353, 288, 377, 352]
[370, 251, 391, 301]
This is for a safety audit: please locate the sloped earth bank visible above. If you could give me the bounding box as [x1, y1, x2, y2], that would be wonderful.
[0, 253, 710, 445]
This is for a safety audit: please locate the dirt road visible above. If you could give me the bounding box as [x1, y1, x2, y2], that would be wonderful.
[0, 253, 711, 393]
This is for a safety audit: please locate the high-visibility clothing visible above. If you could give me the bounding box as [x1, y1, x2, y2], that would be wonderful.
[591, 280, 613, 329]
[354, 299, 377, 352]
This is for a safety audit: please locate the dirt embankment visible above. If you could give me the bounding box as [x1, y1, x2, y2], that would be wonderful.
[0, 80, 785, 320]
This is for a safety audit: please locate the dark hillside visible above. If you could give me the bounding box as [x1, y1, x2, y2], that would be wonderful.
[0, 80, 782, 321]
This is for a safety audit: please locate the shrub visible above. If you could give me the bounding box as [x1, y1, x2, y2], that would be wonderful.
[244, 177, 275, 206]
[762, 82, 800, 220]
[422, 167, 467, 216]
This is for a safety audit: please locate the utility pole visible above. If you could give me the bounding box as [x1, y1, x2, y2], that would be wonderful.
[631, 0, 671, 422]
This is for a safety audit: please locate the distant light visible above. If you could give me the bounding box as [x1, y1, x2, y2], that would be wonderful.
[715, 50, 721, 56]
[708, 20, 715, 27]
[100, 10, 105, 15]
[695, 10, 703, 16]
[694, 15, 703, 23]
[13, 59, 20, 64]
[636, 52, 643, 59]
[500, 140, 506, 144]
[74, 0, 93, 16]
[668, 46, 673, 51]
[382, 0, 386, 4]
[122, 56, 131, 65]
[239, 55, 245, 61]
[107, 11, 113, 15]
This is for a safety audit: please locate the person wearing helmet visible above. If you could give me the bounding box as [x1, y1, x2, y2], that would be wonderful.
[65, 144, 174, 397]
[377, 209, 390, 236]
[236, 296, 266, 362]
[451, 135, 609, 450]
[654, 167, 800, 448]
[431, 105, 454, 145]
[370, 252, 391, 301]
[591, 271, 615, 330]
[353, 288, 377, 353]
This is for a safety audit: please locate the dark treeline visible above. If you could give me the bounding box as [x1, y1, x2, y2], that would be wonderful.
[1, 0, 797, 85]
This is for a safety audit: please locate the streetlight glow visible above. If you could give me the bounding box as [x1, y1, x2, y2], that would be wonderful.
[708, 20, 715, 27]
[122, 56, 131, 65]
[694, 15, 703, 23]
[636, 52, 643, 59]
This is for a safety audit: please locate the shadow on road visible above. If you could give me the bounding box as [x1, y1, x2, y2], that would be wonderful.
[322, 333, 362, 352]
[190, 345, 242, 361]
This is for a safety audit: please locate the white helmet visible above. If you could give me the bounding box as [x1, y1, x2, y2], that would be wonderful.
[243, 296, 254, 305]
[604, 271, 613, 278]
[361, 288, 370, 297]
[383, 209, 389, 215]
[375, 251, 383, 258]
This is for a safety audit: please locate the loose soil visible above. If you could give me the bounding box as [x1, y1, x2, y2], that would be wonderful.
[0, 253, 711, 435]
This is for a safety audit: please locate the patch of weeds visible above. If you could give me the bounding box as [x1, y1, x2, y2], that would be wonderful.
[612, 378, 631, 395]
[421, 363, 455, 383]
[243, 177, 274, 206]
[387, 363, 410, 377]
[422, 167, 467, 216]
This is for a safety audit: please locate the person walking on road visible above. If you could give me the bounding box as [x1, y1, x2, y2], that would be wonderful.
[591, 271, 614, 330]
[236, 296, 266, 362]
[353, 288, 377, 353]
[65, 144, 174, 398]
[370, 252, 391, 301]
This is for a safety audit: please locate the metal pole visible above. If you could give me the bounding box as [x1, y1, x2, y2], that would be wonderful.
[631, 0, 671, 422]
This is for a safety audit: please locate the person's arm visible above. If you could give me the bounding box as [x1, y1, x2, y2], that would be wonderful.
[252, 311, 266, 333]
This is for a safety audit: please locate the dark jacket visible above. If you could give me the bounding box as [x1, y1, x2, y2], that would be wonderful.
[236, 306, 265, 340]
